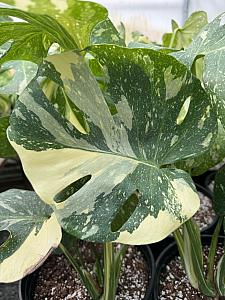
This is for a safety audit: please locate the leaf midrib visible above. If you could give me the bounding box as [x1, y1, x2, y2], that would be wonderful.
[71, 145, 159, 169]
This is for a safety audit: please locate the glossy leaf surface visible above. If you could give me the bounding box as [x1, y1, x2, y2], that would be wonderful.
[8, 46, 217, 244]
[0, 189, 62, 282]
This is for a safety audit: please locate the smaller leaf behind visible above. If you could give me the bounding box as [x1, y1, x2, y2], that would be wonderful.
[163, 11, 208, 49]
[213, 165, 225, 216]
[0, 189, 62, 282]
[0, 116, 16, 157]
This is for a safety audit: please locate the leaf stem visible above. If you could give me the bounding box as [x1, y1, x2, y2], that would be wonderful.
[207, 216, 223, 284]
[169, 28, 179, 48]
[102, 242, 116, 300]
[59, 242, 101, 300]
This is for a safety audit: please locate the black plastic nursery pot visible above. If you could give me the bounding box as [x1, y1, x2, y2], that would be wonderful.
[0, 159, 29, 192]
[192, 170, 212, 188]
[153, 235, 225, 300]
[195, 183, 218, 234]
[19, 245, 155, 300]
[204, 171, 216, 194]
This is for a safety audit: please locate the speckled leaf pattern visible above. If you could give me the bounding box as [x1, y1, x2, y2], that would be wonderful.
[0, 60, 37, 95]
[0, 189, 62, 282]
[172, 13, 225, 129]
[0, 116, 16, 157]
[1, 0, 123, 49]
[90, 18, 125, 46]
[8, 46, 217, 244]
[176, 120, 225, 176]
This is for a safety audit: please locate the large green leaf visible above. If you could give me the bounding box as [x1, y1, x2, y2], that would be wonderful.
[0, 9, 77, 63]
[172, 13, 225, 128]
[0, 116, 16, 157]
[0, 189, 62, 282]
[163, 11, 208, 49]
[0, 0, 124, 49]
[213, 165, 225, 216]
[175, 120, 225, 176]
[8, 46, 217, 244]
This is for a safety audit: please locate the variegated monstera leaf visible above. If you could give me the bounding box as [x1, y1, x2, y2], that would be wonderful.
[173, 13, 225, 129]
[0, 189, 62, 282]
[8, 46, 217, 244]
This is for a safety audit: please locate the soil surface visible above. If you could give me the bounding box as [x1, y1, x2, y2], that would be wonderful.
[193, 191, 216, 231]
[34, 244, 149, 300]
[159, 245, 224, 300]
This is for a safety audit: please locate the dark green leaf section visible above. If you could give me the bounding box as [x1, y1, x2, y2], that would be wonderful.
[172, 13, 225, 129]
[213, 165, 225, 216]
[0, 189, 52, 262]
[163, 11, 208, 49]
[90, 45, 217, 165]
[0, 116, 16, 157]
[7, 46, 217, 243]
[175, 121, 225, 176]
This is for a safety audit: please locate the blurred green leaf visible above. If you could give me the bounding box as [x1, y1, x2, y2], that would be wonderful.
[163, 11, 208, 49]
[0, 116, 16, 157]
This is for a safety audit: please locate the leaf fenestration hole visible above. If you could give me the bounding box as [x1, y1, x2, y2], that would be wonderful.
[176, 96, 191, 125]
[0, 230, 10, 247]
[111, 190, 139, 232]
[54, 175, 92, 203]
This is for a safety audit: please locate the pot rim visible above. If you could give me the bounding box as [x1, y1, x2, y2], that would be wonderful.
[18, 244, 155, 300]
[154, 234, 225, 300]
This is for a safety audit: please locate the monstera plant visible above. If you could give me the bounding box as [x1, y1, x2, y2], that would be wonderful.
[0, 1, 224, 299]
[0, 36, 218, 287]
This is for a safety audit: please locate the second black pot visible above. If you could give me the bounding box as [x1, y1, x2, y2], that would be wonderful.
[154, 235, 225, 300]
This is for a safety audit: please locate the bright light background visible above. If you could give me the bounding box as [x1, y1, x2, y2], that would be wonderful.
[96, 0, 225, 43]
